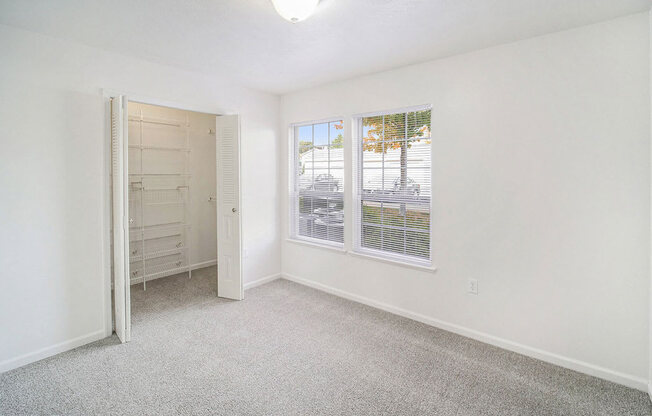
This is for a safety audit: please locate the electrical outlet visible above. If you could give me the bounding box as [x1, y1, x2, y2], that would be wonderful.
[467, 279, 478, 295]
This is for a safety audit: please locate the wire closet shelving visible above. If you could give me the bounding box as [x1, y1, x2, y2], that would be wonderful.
[127, 110, 192, 290]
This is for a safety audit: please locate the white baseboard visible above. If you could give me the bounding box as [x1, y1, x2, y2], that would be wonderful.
[244, 273, 281, 290]
[281, 272, 648, 392]
[3, 268, 279, 374]
[0, 329, 106, 374]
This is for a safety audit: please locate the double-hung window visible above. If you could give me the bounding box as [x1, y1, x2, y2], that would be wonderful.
[290, 120, 345, 246]
[354, 106, 432, 265]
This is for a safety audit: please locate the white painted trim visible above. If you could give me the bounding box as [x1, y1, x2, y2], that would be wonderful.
[281, 272, 648, 392]
[290, 116, 345, 128]
[648, 9, 652, 406]
[0, 330, 106, 374]
[102, 88, 236, 337]
[287, 118, 346, 245]
[347, 250, 437, 273]
[129, 260, 217, 285]
[102, 88, 227, 116]
[350, 106, 436, 268]
[351, 103, 432, 119]
[286, 238, 347, 253]
[244, 273, 282, 290]
[1, 268, 277, 374]
[102, 96, 114, 338]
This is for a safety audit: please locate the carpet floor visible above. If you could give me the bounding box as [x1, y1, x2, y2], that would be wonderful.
[1, 267, 651, 415]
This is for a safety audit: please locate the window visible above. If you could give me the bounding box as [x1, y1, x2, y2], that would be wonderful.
[290, 120, 345, 246]
[354, 107, 432, 264]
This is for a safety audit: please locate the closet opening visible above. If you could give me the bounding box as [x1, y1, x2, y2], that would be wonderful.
[127, 102, 218, 321]
[108, 96, 243, 343]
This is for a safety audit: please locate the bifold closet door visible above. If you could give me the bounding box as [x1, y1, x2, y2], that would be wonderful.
[111, 95, 131, 343]
[216, 115, 243, 300]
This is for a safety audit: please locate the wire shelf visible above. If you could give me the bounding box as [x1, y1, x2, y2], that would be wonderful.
[128, 106, 192, 290]
[130, 259, 189, 284]
[129, 246, 188, 263]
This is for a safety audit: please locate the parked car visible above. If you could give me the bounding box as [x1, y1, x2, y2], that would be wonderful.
[361, 177, 421, 196]
[310, 174, 340, 192]
[313, 208, 344, 224]
[393, 177, 420, 196]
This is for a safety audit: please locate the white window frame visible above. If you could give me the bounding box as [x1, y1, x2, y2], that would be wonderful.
[352, 104, 433, 267]
[289, 118, 345, 249]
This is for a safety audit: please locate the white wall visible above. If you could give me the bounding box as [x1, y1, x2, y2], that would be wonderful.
[281, 13, 650, 389]
[0, 24, 281, 371]
[187, 108, 218, 267]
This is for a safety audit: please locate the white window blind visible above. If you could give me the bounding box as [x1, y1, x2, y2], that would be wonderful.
[291, 120, 345, 246]
[354, 107, 432, 264]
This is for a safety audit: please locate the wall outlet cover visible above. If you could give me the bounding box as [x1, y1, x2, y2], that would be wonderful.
[467, 279, 478, 295]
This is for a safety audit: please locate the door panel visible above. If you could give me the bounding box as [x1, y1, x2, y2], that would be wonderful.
[111, 95, 131, 342]
[216, 115, 243, 300]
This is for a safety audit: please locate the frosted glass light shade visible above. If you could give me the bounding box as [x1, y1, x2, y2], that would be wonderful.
[271, 0, 319, 23]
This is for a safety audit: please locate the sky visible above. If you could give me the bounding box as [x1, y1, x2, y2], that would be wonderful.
[298, 121, 343, 146]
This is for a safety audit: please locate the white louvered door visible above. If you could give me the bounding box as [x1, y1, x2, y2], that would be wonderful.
[216, 115, 243, 300]
[111, 95, 131, 342]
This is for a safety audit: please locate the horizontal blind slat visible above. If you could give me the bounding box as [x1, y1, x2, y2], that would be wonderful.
[292, 120, 345, 246]
[356, 108, 432, 263]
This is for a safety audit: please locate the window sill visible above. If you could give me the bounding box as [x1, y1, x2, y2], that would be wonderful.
[347, 250, 437, 273]
[286, 238, 346, 253]
[285, 238, 437, 273]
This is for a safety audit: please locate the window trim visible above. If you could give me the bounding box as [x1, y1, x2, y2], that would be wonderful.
[289, 117, 346, 248]
[286, 237, 347, 253]
[352, 104, 434, 266]
[351, 104, 433, 119]
[347, 250, 437, 272]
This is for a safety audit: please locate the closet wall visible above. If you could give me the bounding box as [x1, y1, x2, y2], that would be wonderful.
[0, 23, 280, 372]
[127, 102, 217, 286]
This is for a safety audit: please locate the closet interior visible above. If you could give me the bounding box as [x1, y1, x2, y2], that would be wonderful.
[126, 102, 217, 296]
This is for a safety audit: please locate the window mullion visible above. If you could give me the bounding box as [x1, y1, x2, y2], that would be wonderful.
[380, 115, 385, 252]
[327, 123, 331, 242]
[403, 112, 408, 255]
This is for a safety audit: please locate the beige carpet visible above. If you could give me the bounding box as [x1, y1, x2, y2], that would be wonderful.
[1, 266, 650, 415]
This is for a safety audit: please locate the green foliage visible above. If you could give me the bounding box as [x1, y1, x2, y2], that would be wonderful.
[331, 134, 344, 148]
[298, 140, 313, 155]
[362, 204, 429, 230]
[363, 109, 431, 153]
[361, 203, 430, 258]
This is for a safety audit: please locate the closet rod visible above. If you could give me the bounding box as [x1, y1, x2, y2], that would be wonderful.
[129, 173, 192, 177]
[144, 201, 186, 206]
[128, 116, 185, 127]
[128, 145, 191, 152]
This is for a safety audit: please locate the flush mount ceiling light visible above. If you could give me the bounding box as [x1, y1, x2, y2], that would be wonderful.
[271, 0, 319, 23]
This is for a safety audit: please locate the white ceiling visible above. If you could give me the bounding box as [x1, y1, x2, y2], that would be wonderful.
[0, 0, 649, 94]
